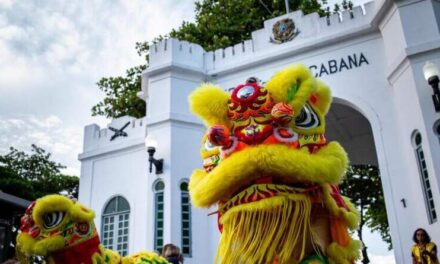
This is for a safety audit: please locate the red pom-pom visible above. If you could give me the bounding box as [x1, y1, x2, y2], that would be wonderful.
[310, 94, 318, 104]
[271, 102, 294, 124]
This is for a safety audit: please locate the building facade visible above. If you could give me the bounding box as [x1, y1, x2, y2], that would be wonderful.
[79, 1, 440, 263]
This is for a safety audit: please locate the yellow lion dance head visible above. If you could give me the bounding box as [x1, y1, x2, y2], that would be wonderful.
[16, 194, 169, 264]
[189, 65, 361, 264]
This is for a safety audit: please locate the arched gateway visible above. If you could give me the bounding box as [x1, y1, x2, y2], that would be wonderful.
[79, 1, 440, 263]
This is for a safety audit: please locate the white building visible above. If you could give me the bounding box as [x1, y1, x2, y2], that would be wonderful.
[78, 0, 440, 263]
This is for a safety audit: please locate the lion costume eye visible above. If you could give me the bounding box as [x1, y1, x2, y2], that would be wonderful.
[236, 85, 256, 100]
[204, 139, 217, 151]
[295, 103, 320, 129]
[43, 212, 65, 229]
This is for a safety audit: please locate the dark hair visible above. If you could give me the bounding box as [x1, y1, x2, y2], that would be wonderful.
[161, 244, 184, 263]
[413, 228, 431, 243]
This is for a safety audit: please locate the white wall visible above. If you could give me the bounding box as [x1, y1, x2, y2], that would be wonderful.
[79, 116, 151, 253]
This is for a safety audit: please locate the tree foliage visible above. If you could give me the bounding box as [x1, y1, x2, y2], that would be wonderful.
[0, 145, 79, 201]
[92, 0, 331, 119]
[339, 164, 391, 264]
[91, 64, 147, 119]
[169, 0, 328, 52]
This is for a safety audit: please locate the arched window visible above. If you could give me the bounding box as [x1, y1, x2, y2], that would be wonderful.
[412, 131, 437, 223]
[180, 181, 192, 256]
[102, 196, 130, 256]
[154, 181, 165, 253]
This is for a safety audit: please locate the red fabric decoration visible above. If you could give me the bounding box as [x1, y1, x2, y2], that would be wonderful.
[330, 185, 348, 210]
[51, 235, 102, 264]
[310, 94, 317, 104]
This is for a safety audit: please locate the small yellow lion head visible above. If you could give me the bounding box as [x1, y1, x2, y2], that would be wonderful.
[17, 195, 96, 257]
[16, 195, 173, 264]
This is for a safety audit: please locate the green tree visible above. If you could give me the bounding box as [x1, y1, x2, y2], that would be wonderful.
[169, 0, 328, 52]
[0, 144, 79, 201]
[92, 0, 329, 119]
[339, 164, 391, 264]
[91, 65, 147, 119]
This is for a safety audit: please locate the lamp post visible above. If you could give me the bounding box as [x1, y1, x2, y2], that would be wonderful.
[423, 61, 440, 112]
[145, 135, 163, 174]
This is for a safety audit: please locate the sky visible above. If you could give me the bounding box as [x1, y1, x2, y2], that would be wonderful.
[0, 0, 394, 263]
[0, 0, 196, 175]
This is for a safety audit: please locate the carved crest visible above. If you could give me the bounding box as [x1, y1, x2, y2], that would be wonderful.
[270, 18, 299, 44]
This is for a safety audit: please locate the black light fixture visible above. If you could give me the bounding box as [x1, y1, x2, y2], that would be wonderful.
[145, 136, 163, 174]
[423, 61, 440, 112]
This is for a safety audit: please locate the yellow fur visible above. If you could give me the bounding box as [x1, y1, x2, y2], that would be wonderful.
[313, 81, 332, 115]
[326, 240, 362, 264]
[123, 251, 171, 264]
[321, 184, 360, 230]
[218, 194, 313, 264]
[342, 196, 361, 230]
[70, 202, 95, 222]
[188, 169, 206, 194]
[32, 236, 65, 256]
[188, 83, 231, 127]
[32, 194, 73, 228]
[16, 233, 36, 258]
[91, 252, 105, 264]
[89, 245, 124, 264]
[190, 142, 348, 207]
[265, 65, 317, 113]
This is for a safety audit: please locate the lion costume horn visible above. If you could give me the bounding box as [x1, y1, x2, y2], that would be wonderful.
[189, 65, 361, 264]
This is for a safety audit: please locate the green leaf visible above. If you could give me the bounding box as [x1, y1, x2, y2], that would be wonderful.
[288, 83, 299, 101]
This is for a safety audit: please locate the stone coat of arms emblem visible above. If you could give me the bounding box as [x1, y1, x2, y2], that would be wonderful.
[270, 18, 300, 44]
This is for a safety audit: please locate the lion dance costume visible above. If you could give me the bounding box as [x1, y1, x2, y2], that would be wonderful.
[16, 194, 169, 264]
[189, 65, 361, 264]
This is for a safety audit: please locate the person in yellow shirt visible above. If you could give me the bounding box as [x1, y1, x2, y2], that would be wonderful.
[412, 228, 439, 264]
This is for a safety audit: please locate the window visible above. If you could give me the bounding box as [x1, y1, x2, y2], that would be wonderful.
[180, 181, 192, 256]
[102, 196, 130, 256]
[154, 181, 165, 253]
[412, 131, 437, 223]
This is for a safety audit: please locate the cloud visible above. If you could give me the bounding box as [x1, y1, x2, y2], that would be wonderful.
[0, 0, 196, 119]
[0, 0, 195, 79]
[0, 115, 82, 176]
[0, 0, 195, 177]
